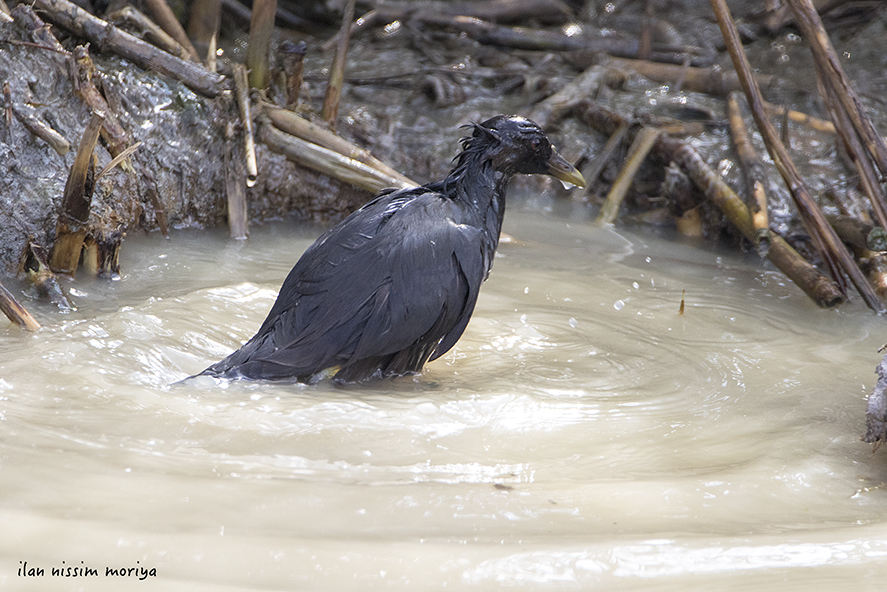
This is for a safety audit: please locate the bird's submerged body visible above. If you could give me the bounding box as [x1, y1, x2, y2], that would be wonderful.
[198, 116, 584, 383]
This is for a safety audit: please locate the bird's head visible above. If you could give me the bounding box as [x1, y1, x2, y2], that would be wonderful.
[462, 115, 586, 188]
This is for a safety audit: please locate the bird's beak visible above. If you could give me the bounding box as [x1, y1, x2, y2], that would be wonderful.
[547, 151, 586, 188]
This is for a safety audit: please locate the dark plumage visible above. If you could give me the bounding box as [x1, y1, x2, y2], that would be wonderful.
[198, 115, 585, 383]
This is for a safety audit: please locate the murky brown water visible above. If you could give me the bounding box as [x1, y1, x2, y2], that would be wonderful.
[2, 199, 887, 590]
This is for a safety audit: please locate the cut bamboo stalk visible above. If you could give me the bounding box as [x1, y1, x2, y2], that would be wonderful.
[262, 102, 416, 188]
[225, 121, 248, 239]
[33, 0, 224, 97]
[0, 280, 40, 331]
[259, 118, 415, 194]
[50, 110, 104, 276]
[233, 63, 258, 187]
[727, 92, 770, 252]
[322, 0, 357, 129]
[142, 0, 200, 61]
[596, 126, 660, 225]
[246, 0, 277, 89]
[710, 0, 883, 312]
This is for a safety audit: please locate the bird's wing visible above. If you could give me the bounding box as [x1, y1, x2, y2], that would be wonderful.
[224, 188, 488, 378]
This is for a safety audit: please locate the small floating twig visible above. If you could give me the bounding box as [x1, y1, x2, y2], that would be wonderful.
[322, 0, 356, 130]
[0, 280, 40, 331]
[762, 100, 836, 134]
[95, 141, 142, 181]
[232, 63, 258, 187]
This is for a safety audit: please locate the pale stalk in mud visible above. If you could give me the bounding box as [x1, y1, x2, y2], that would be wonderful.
[233, 63, 258, 187]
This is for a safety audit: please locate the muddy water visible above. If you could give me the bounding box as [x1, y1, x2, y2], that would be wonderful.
[2, 200, 887, 591]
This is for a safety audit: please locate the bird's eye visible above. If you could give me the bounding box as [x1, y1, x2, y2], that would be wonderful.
[530, 138, 543, 151]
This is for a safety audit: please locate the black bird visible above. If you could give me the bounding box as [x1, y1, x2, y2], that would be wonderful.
[198, 115, 585, 383]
